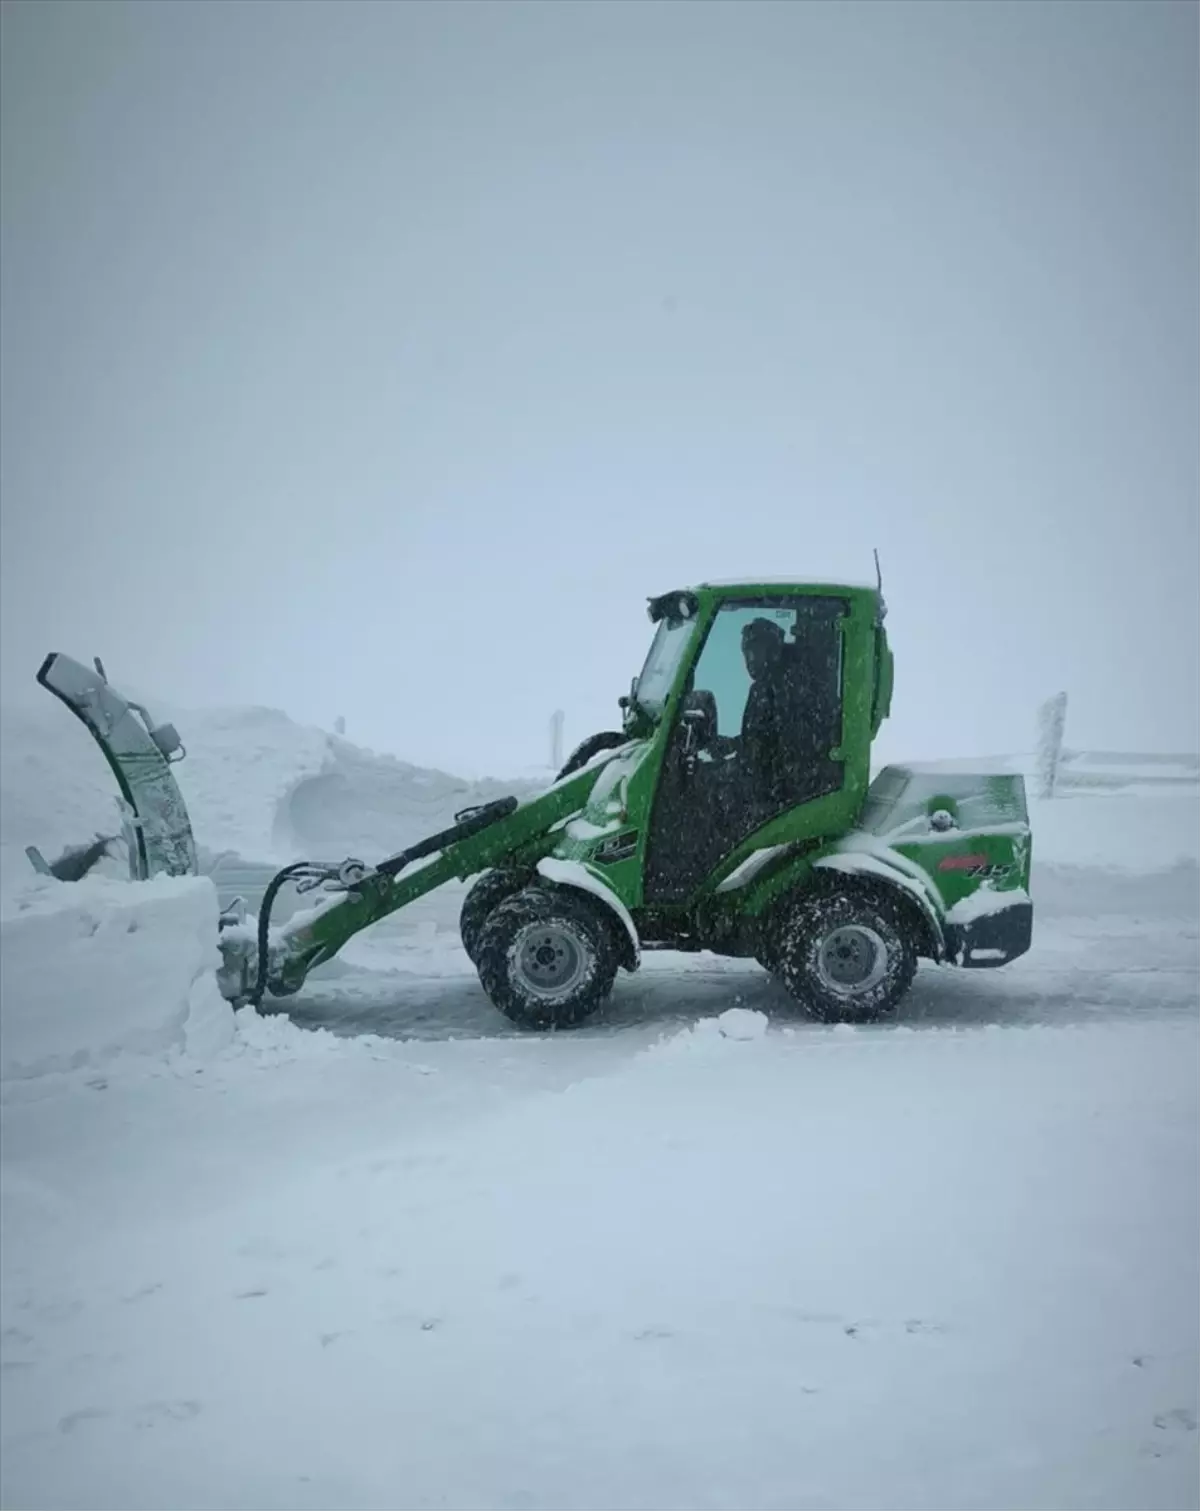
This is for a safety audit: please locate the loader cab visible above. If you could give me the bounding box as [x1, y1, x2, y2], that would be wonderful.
[637, 581, 885, 904]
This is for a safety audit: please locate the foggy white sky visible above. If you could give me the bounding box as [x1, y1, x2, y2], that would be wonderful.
[2, 0, 1196, 775]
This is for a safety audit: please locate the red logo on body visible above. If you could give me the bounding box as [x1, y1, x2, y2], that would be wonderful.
[938, 853, 990, 872]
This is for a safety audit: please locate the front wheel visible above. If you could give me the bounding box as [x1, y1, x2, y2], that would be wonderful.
[476, 885, 619, 1029]
[776, 890, 917, 1024]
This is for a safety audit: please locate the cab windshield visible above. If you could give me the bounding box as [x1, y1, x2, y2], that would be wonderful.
[633, 616, 696, 717]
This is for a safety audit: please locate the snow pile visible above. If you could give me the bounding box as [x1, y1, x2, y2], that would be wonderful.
[0, 874, 233, 1080]
[170, 705, 333, 860]
[278, 733, 537, 859]
[714, 1005, 769, 1039]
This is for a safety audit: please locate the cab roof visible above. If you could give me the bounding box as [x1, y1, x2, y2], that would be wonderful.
[696, 577, 877, 593]
[649, 579, 882, 624]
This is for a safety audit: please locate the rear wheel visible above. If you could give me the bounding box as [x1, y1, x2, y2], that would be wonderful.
[459, 867, 532, 966]
[476, 885, 618, 1029]
[775, 889, 917, 1024]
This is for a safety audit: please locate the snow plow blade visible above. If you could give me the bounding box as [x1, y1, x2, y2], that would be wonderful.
[35, 653, 199, 881]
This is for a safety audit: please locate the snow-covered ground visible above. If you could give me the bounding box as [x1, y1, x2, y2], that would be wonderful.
[1, 696, 1197, 1511]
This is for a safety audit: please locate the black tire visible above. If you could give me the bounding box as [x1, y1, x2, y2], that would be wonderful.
[556, 730, 626, 782]
[476, 884, 619, 1030]
[459, 867, 533, 966]
[775, 889, 917, 1024]
[754, 907, 788, 975]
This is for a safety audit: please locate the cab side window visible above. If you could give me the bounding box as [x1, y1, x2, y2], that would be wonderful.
[691, 605, 796, 737]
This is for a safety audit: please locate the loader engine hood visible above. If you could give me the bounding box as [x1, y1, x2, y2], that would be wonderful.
[815, 763, 1033, 968]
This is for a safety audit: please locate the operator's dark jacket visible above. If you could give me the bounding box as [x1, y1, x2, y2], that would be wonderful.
[740, 655, 826, 806]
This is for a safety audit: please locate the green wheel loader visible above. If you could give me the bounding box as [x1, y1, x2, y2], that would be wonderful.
[34, 578, 1033, 1029]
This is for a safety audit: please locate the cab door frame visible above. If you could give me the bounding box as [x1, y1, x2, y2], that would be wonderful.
[641, 592, 851, 906]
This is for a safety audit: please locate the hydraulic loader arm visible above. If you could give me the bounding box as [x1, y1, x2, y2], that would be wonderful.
[228, 769, 603, 1003]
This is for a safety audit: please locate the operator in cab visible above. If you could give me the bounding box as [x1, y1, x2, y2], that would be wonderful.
[739, 617, 804, 806]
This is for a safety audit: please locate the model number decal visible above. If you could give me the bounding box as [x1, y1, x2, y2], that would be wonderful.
[595, 830, 639, 864]
[938, 853, 1015, 882]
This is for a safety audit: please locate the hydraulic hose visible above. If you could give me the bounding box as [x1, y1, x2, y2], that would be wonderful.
[248, 861, 313, 1010]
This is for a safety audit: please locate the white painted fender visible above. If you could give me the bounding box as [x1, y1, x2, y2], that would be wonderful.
[813, 852, 946, 957]
[536, 857, 641, 969]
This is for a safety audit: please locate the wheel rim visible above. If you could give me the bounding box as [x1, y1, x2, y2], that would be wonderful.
[512, 921, 589, 999]
[815, 924, 888, 997]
